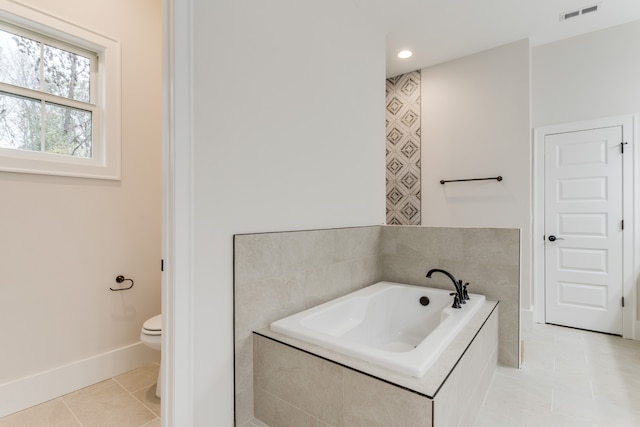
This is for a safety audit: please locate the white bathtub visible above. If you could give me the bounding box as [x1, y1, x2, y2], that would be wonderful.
[270, 281, 486, 377]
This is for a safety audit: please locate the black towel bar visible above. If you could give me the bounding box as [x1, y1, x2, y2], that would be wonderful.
[440, 176, 502, 185]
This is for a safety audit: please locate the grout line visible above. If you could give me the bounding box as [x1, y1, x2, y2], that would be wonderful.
[249, 417, 270, 427]
[60, 396, 84, 427]
[110, 370, 160, 422]
[130, 390, 160, 420]
[138, 418, 161, 427]
[7, 369, 160, 427]
[479, 324, 640, 425]
[341, 364, 346, 426]
[124, 381, 160, 419]
[257, 387, 318, 425]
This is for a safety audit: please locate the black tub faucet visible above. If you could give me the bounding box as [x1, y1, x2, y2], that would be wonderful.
[426, 268, 465, 305]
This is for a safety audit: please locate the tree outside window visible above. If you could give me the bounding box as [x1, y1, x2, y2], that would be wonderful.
[0, 25, 94, 159]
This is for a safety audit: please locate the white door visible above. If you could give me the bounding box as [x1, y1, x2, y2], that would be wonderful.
[544, 125, 624, 335]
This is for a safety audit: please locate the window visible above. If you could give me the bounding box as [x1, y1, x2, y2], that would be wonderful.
[0, 2, 121, 180]
[0, 24, 95, 158]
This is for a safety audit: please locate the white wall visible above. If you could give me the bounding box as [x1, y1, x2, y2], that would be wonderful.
[533, 20, 640, 127]
[185, 0, 385, 424]
[533, 19, 640, 323]
[420, 40, 532, 312]
[0, 0, 162, 412]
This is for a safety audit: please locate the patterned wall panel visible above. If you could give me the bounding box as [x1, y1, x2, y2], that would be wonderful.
[386, 70, 421, 225]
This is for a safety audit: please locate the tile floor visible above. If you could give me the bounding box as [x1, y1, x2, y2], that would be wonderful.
[246, 323, 640, 427]
[0, 362, 160, 427]
[475, 323, 640, 426]
[4, 325, 640, 427]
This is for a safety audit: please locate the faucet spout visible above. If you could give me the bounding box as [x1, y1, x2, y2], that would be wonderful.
[426, 268, 464, 303]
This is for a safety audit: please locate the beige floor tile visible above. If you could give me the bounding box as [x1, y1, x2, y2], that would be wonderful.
[475, 409, 596, 427]
[114, 363, 160, 393]
[62, 379, 156, 427]
[133, 384, 161, 417]
[0, 398, 81, 427]
[476, 324, 640, 427]
[553, 356, 589, 377]
[551, 388, 599, 423]
[140, 418, 161, 427]
[590, 399, 640, 426]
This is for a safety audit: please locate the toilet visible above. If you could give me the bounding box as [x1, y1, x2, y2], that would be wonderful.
[141, 314, 162, 398]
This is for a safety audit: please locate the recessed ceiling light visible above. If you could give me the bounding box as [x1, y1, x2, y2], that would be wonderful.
[397, 50, 413, 59]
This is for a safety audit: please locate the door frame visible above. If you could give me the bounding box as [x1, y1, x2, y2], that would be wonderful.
[162, 0, 196, 425]
[532, 115, 638, 340]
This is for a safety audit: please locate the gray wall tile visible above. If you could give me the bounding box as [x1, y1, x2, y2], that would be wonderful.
[234, 336, 253, 393]
[343, 369, 431, 427]
[333, 227, 381, 261]
[254, 335, 343, 426]
[280, 229, 335, 274]
[396, 226, 464, 261]
[433, 308, 498, 426]
[254, 387, 312, 427]
[235, 226, 383, 424]
[235, 274, 306, 341]
[235, 234, 282, 284]
[235, 384, 254, 427]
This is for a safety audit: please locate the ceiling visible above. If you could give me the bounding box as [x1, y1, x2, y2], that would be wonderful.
[381, 0, 640, 77]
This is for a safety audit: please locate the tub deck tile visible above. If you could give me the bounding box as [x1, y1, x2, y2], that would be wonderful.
[254, 300, 498, 398]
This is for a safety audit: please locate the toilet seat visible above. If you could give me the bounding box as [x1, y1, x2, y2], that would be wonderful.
[142, 314, 162, 336]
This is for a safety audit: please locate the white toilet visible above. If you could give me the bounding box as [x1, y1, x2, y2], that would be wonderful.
[141, 314, 162, 398]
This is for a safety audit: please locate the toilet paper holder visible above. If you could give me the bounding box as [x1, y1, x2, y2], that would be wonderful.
[110, 275, 134, 291]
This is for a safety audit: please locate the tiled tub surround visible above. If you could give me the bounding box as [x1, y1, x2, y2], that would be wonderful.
[234, 227, 383, 426]
[381, 226, 520, 368]
[253, 302, 498, 427]
[234, 225, 519, 425]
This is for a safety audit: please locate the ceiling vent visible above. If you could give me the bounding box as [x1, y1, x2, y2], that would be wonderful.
[560, 3, 601, 21]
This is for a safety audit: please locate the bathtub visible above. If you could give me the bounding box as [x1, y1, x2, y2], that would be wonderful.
[270, 281, 486, 377]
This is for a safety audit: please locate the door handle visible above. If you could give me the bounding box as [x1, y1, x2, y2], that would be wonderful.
[548, 235, 564, 242]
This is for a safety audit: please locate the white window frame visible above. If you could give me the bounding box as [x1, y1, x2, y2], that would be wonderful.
[0, 1, 121, 180]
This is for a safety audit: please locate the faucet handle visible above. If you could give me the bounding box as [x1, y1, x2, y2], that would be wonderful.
[456, 279, 467, 304]
[462, 282, 470, 300]
[449, 292, 461, 309]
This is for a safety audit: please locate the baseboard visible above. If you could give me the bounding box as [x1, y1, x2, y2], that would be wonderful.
[520, 309, 534, 331]
[0, 342, 159, 417]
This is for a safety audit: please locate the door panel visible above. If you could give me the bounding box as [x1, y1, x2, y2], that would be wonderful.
[544, 126, 623, 335]
[557, 281, 607, 309]
[557, 247, 607, 273]
[557, 139, 607, 166]
[558, 213, 607, 237]
[557, 177, 607, 201]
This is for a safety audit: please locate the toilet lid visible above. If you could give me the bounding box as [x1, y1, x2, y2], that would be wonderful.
[143, 314, 162, 335]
